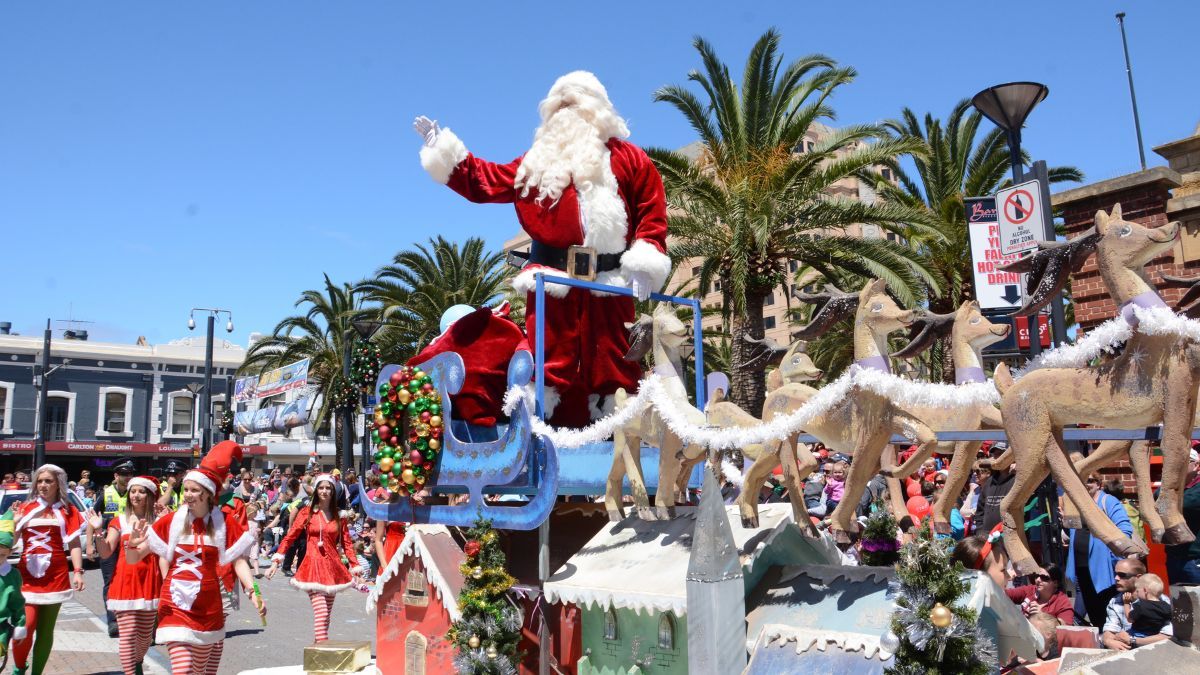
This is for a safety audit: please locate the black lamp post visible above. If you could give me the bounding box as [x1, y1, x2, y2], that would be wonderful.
[188, 308, 234, 455]
[185, 382, 204, 454]
[350, 320, 385, 479]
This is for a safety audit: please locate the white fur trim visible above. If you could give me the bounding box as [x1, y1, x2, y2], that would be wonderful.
[108, 598, 159, 611]
[12, 625, 26, 640]
[513, 265, 572, 298]
[145, 525, 170, 559]
[157, 625, 225, 646]
[23, 588, 73, 605]
[290, 578, 355, 595]
[220, 530, 254, 566]
[271, 553, 285, 564]
[579, 149, 630, 255]
[350, 565, 363, 576]
[620, 239, 671, 291]
[419, 128, 468, 185]
[127, 477, 158, 495]
[183, 471, 215, 495]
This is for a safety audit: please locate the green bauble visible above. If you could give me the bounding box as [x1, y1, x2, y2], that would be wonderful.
[373, 452, 382, 462]
[379, 383, 391, 396]
[412, 465, 424, 476]
[371, 431, 380, 444]
[409, 381, 421, 393]
[407, 402, 418, 413]
[420, 375, 432, 385]
[429, 404, 441, 415]
[380, 447, 394, 459]
[379, 401, 392, 416]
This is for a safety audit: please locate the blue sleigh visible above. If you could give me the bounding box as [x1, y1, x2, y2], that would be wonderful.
[360, 276, 708, 531]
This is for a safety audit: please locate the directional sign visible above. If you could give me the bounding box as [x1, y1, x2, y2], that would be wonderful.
[996, 180, 1042, 255]
[966, 197, 1026, 309]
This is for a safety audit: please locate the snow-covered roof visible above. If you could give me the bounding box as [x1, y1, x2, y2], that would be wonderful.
[543, 503, 816, 617]
[365, 524, 466, 621]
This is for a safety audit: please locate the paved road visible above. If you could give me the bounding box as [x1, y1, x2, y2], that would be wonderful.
[52, 563, 379, 674]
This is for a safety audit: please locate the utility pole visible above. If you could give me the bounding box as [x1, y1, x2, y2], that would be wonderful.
[1116, 12, 1147, 171]
[33, 319, 51, 468]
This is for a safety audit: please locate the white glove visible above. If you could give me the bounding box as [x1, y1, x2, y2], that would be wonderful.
[629, 271, 654, 302]
[413, 116, 440, 147]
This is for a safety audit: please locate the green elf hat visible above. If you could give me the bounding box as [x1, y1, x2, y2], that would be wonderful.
[0, 508, 13, 549]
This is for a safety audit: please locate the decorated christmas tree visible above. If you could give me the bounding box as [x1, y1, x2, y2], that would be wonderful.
[447, 517, 522, 675]
[884, 527, 995, 674]
[858, 506, 900, 567]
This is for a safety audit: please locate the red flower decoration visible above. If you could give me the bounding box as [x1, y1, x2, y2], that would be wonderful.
[464, 540, 481, 557]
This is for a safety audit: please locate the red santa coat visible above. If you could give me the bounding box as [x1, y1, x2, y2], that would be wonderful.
[106, 514, 162, 611]
[14, 499, 82, 605]
[272, 507, 359, 595]
[407, 305, 528, 427]
[420, 131, 670, 425]
[147, 508, 253, 645]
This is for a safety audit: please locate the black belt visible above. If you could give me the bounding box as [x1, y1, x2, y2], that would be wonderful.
[507, 241, 621, 279]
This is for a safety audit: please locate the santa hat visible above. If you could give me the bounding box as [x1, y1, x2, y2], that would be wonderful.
[183, 441, 242, 495]
[127, 475, 160, 496]
[32, 464, 69, 504]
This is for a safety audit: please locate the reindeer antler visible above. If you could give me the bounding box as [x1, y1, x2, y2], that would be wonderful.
[623, 315, 655, 362]
[892, 309, 956, 359]
[735, 334, 789, 370]
[791, 284, 858, 340]
[1160, 274, 1200, 319]
[1000, 227, 1100, 317]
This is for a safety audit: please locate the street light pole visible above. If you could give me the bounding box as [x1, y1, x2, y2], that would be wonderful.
[351, 320, 384, 479]
[342, 337, 354, 473]
[33, 319, 51, 468]
[189, 308, 234, 456]
[1115, 12, 1147, 171]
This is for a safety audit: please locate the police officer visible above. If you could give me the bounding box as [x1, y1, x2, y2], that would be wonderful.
[158, 458, 188, 511]
[95, 457, 134, 637]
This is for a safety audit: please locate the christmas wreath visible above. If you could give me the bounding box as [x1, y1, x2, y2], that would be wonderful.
[370, 366, 444, 496]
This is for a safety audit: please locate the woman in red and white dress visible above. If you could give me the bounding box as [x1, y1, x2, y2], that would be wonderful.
[126, 442, 266, 674]
[85, 475, 162, 675]
[11, 464, 85, 675]
[266, 474, 361, 643]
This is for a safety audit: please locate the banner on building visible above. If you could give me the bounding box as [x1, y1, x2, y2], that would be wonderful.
[254, 359, 310, 399]
[234, 396, 312, 435]
[233, 375, 259, 403]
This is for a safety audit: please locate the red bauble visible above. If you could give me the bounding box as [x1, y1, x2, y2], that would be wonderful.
[410, 450, 423, 464]
[389, 371, 405, 387]
[464, 540, 481, 557]
[409, 430, 420, 443]
[422, 462, 432, 471]
[377, 425, 391, 439]
[422, 383, 434, 393]
[431, 427, 442, 439]
[389, 436, 400, 447]
[419, 411, 431, 422]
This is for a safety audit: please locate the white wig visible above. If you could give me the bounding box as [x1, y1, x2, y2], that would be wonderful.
[33, 464, 70, 505]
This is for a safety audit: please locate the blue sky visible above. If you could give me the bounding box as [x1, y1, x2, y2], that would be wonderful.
[2, 1, 1196, 346]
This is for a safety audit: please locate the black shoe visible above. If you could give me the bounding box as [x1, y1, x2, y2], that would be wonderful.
[108, 623, 119, 638]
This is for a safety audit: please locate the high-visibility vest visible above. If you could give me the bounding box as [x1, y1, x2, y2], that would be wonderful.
[160, 481, 181, 511]
[103, 485, 127, 517]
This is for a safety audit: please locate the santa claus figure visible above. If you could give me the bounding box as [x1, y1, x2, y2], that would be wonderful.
[415, 71, 670, 427]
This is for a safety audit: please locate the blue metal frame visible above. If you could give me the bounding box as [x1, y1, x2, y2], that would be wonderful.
[801, 428, 1200, 445]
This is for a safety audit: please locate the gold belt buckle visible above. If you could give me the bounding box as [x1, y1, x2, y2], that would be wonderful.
[566, 245, 597, 281]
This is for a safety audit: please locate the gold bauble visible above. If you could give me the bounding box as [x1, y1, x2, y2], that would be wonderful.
[401, 469, 416, 484]
[397, 389, 412, 404]
[378, 457, 395, 473]
[485, 645, 498, 660]
[416, 475, 426, 484]
[429, 415, 442, 428]
[373, 411, 387, 426]
[468, 635, 480, 649]
[428, 438, 441, 451]
[929, 603, 953, 628]
[415, 423, 430, 438]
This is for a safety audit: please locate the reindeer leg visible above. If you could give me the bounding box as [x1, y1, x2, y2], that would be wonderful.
[606, 432, 630, 521]
[1050, 429, 1148, 559]
[830, 424, 893, 543]
[881, 412, 940, 484]
[655, 432, 684, 520]
[1062, 440, 1132, 529]
[779, 440, 818, 536]
[1157, 346, 1200, 545]
[1127, 441, 1164, 541]
[622, 434, 655, 521]
[1000, 392, 1053, 575]
[932, 441, 981, 535]
[739, 445, 780, 529]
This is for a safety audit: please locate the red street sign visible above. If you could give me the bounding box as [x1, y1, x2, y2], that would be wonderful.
[1003, 189, 1035, 224]
[1015, 315, 1051, 348]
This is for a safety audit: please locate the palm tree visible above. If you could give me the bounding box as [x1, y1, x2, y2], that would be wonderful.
[650, 29, 943, 414]
[359, 236, 513, 364]
[241, 275, 372, 470]
[870, 100, 1083, 379]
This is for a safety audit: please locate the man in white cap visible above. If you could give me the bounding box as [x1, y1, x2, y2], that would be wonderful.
[414, 71, 671, 427]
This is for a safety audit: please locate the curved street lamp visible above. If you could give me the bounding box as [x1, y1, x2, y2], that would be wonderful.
[971, 82, 1049, 182]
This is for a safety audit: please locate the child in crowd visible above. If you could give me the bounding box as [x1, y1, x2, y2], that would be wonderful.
[1028, 612, 1060, 660]
[1129, 573, 1172, 641]
[824, 461, 847, 514]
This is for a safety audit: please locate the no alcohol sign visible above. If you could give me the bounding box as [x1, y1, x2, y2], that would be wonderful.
[996, 180, 1043, 255]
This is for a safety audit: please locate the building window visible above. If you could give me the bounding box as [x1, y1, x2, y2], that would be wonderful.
[97, 386, 133, 436]
[603, 607, 618, 641]
[405, 631, 428, 675]
[166, 392, 195, 438]
[788, 260, 799, 272]
[45, 391, 76, 441]
[764, 316, 776, 330]
[404, 569, 429, 607]
[0, 382, 13, 434]
[658, 614, 675, 650]
[806, 140, 815, 152]
[764, 293, 774, 306]
[691, 265, 701, 277]
[881, 168, 892, 181]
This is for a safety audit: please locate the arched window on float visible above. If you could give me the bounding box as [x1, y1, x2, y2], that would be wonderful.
[603, 607, 618, 641]
[657, 613, 675, 650]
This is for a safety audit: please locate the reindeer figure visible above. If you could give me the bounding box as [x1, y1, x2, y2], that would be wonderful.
[993, 204, 1196, 574]
[605, 304, 705, 521]
[882, 301, 1010, 533]
[705, 339, 824, 530]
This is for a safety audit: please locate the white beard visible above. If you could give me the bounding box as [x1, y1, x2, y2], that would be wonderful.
[515, 107, 609, 205]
